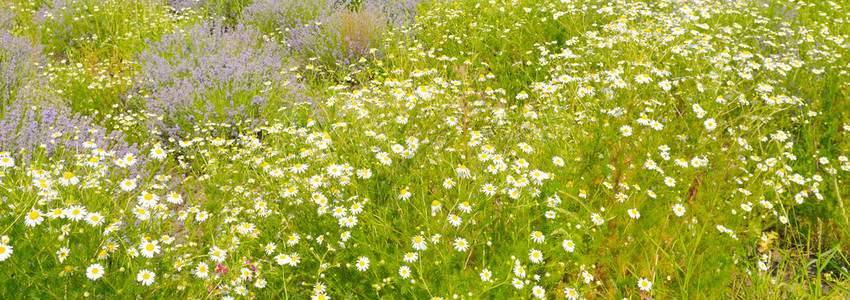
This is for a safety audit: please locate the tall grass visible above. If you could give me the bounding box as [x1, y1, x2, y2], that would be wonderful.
[0, 0, 847, 298]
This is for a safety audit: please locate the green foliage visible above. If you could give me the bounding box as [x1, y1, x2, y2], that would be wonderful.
[3, 0, 204, 118]
[0, 0, 848, 299]
[413, 0, 609, 98]
[197, 0, 254, 27]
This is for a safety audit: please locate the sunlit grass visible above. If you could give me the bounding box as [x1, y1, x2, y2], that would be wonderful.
[0, 0, 848, 298]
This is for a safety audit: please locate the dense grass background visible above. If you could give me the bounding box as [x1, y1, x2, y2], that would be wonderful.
[0, 0, 849, 298]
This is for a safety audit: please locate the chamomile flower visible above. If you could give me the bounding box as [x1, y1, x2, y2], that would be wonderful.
[86, 263, 105, 281]
[288, 253, 301, 266]
[313, 282, 326, 295]
[166, 192, 183, 204]
[552, 156, 565, 167]
[311, 294, 330, 300]
[531, 286, 546, 298]
[355, 168, 372, 179]
[0, 243, 13, 261]
[591, 213, 605, 225]
[528, 249, 544, 264]
[530, 231, 545, 243]
[447, 214, 462, 227]
[458, 201, 472, 213]
[443, 178, 455, 189]
[399, 266, 411, 278]
[481, 184, 497, 196]
[140, 240, 161, 258]
[628, 208, 641, 219]
[287, 234, 301, 246]
[234, 285, 248, 296]
[480, 269, 492, 282]
[275, 253, 291, 266]
[431, 200, 442, 213]
[758, 260, 769, 271]
[412, 235, 427, 251]
[0, 156, 14, 168]
[209, 246, 227, 263]
[137, 269, 156, 286]
[453, 238, 469, 252]
[673, 204, 686, 217]
[119, 179, 137, 192]
[57, 247, 69, 263]
[196, 211, 210, 222]
[85, 212, 105, 227]
[289, 163, 309, 174]
[25, 209, 43, 227]
[582, 270, 594, 283]
[512, 278, 525, 289]
[59, 172, 79, 186]
[356, 256, 370, 271]
[195, 262, 209, 278]
[350, 203, 363, 214]
[149, 147, 167, 160]
[704, 118, 717, 131]
[48, 208, 65, 219]
[562, 240, 575, 252]
[638, 277, 653, 291]
[620, 125, 633, 137]
[398, 188, 412, 200]
[66, 206, 87, 222]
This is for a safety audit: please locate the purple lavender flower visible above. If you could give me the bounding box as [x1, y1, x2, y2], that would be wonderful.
[0, 9, 15, 28]
[1, 31, 44, 105]
[1, 32, 142, 174]
[0, 91, 137, 164]
[135, 20, 303, 138]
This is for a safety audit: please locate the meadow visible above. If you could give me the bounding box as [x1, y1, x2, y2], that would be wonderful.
[1, 0, 849, 298]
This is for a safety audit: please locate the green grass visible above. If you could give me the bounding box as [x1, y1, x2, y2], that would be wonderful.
[0, 0, 848, 299]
